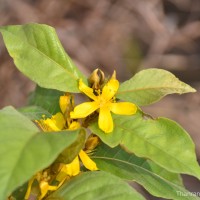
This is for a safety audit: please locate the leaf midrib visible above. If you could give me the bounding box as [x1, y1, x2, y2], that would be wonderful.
[92, 156, 195, 200]
[117, 86, 192, 95]
[114, 117, 198, 176]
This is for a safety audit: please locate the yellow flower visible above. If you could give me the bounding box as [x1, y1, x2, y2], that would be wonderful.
[36, 113, 97, 170]
[56, 120, 98, 178]
[26, 96, 98, 200]
[70, 76, 137, 133]
[36, 112, 66, 131]
[35, 106, 98, 175]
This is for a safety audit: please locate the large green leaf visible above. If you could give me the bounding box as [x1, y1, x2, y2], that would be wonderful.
[28, 85, 63, 114]
[47, 171, 146, 200]
[0, 23, 87, 92]
[89, 111, 200, 179]
[116, 68, 196, 106]
[0, 106, 82, 199]
[92, 144, 200, 200]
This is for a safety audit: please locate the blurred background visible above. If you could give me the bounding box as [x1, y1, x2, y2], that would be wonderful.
[0, 0, 200, 198]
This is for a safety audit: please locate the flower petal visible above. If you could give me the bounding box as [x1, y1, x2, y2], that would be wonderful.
[52, 112, 66, 130]
[70, 102, 99, 119]
[79, 150, 98, 171]
[24, 176, 35, 199]
[36, 112, 65, 132]
[99, 107, 113, 133]
[39, 181, 50, 199]
[79, 79, 98, 101]
[68, 121, 81, 130]
[110, 102, 137, 115]
[44, 119, 60, 131]
[70, 156, 80, 176]
[102, 79, 119, 101]
[59, 94, 71, 114]
[58, 156, 80, 177]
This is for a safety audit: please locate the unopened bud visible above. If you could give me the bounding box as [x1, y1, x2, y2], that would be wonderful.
[88, 68, 105, 89]
[59, 94, 71, 114]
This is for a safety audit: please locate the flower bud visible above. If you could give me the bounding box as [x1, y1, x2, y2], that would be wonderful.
[88, 68, 105, 90]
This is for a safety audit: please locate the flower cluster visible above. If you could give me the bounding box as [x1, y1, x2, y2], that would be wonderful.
[25, 94, 98, 200]
[25, 69, 137, 200]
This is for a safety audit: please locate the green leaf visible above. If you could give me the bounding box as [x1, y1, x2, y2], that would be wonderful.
[0, 23, 87, 92]
[92, 144, 200, 200]
[28, 85, 63, 114]
[116, 68, 196, 106]
[47, 171, 146, 200]
[18, 105, 52, 120]
[89, 111, 200, 179]
[55, 129, 86, 164]
[94, 144, 184, 187]
[0, 106, 82, 199]
[146, 160, 183, 187]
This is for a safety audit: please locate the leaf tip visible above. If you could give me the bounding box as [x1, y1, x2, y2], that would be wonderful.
[184, 85, 196, 93]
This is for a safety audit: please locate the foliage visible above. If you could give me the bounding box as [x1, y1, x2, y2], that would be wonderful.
[0, 24, 199, 200]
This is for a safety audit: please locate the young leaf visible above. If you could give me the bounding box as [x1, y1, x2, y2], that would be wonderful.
[89, 111, 200, 180]
[0, 24, 87, 92]
[46, 171, 146, 200]
[116, 68, 196, 106]
[0, 106, 82, 200]
[28, 85, 63, 114]
[92, 144, 200, 200]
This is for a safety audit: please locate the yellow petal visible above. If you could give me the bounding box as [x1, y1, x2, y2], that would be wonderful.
[42, 118, 60, 131]
[24, 176, 35, 199]
[79, 79, 98, 101]
[59, 95, 71, 114]
[79, 149, 98, 171]
[68, 121, 81, 130]
[39, 181, 49, 200]
[102, 79, 119, 101]
[52, 112, 66, 130]
[99, 107, 113, 133]
[110, 102, 137, 115]
[70, 102, 99, 119]
[38, 180, 59, 200]
[37, 112, 65, 131]
[62, 156, 80, 176]
[70, 156, 80, 176]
